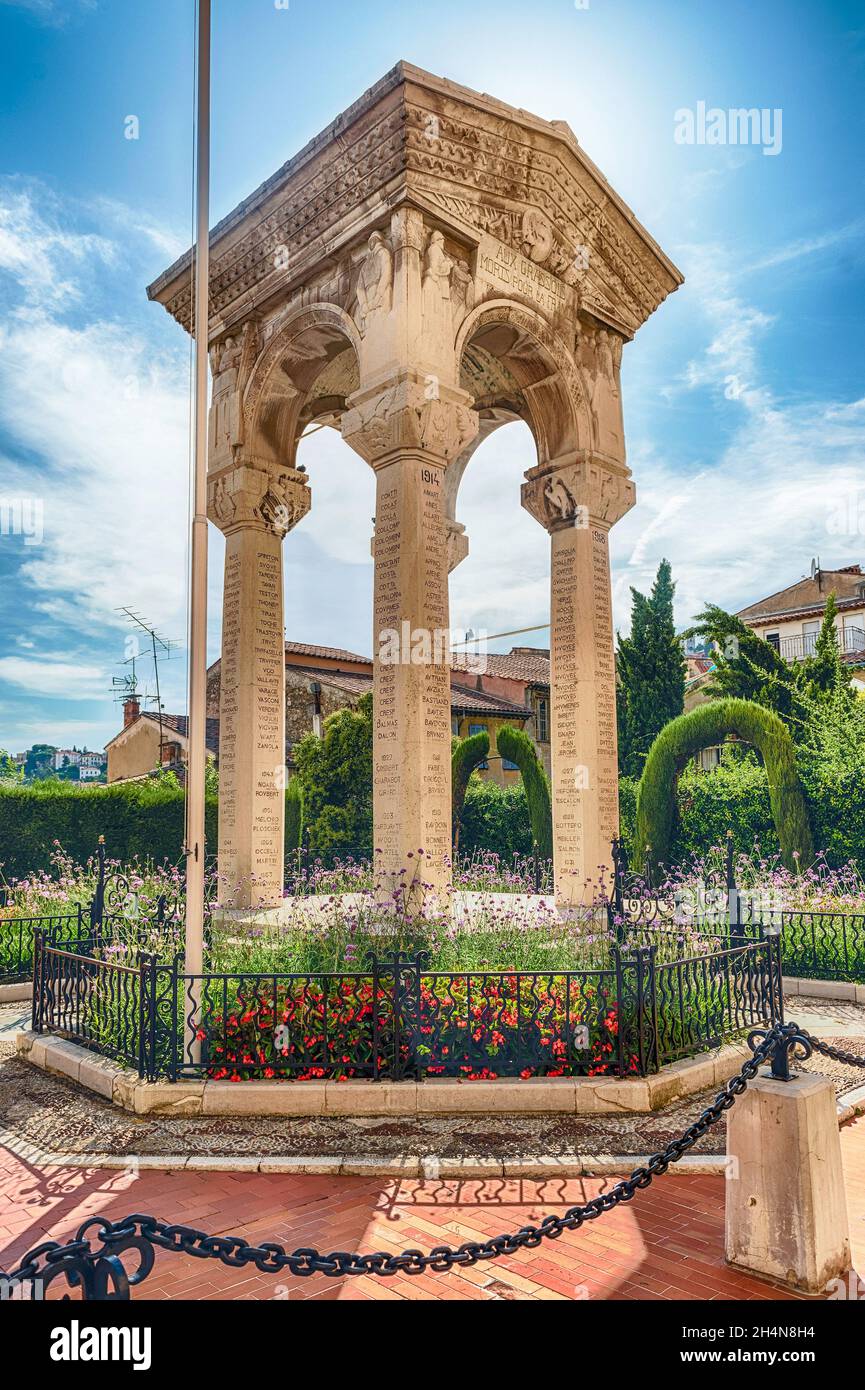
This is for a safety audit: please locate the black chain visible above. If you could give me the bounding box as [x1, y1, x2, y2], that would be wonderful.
[798, 1028, 865, 1070]
[4, 1023, 860, 1295]
[3, 1024, 799, 1295]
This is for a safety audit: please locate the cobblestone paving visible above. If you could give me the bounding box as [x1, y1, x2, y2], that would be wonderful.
[0, 995, 862, 1166]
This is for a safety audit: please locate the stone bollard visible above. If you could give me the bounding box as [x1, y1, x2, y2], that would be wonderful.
[726, 1071, 850, 1294]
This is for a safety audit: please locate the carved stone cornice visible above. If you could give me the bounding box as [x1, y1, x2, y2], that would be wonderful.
[207, 457, 311, 537]
[147, 64, 682, 343]
[341, 373, 478, 468]
[521, 453, 635, 533]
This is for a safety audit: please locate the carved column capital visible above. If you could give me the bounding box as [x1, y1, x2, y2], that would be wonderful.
[445, 518, 469, 572]
[341, 371, 479, 470]
[521, 453, 635, 533]
[207, 456, 311, 538]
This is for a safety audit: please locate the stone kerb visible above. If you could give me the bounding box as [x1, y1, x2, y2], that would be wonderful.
[16, 1028, 750, 1119]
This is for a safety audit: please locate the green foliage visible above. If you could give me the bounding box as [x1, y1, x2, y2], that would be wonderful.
[292, 692, 373, 851]
[672, 754, 776, 862]
[495, 725, 552, 858]
[687, 594, 853, 735]
[456, 780, 533, 858]
[617, 775, 638, 861]
[24, 744, 56, 781]
[616, 559, 686, 778]
[635, 698, 813, 873]
[794, 687, 865, 869]
[285, 777, 303, 851]
[451, 731, 490, 840]
[0, 750, 23, 783]
[0, 781, 219, 878]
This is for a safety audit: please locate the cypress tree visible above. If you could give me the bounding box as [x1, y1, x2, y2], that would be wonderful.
[616, 559, 686, 779]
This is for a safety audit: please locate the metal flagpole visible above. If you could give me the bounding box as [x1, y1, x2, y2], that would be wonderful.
[185, 0, 211, 1002]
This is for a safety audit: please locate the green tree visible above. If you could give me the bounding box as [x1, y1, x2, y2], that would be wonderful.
[24, 744, 56, 781]
[285, 776, 303, 850]
[495, 725, 552, 858]
[292, 693, 373, 851]
[451, 731, 489, 846]
[616, 559, 686, 778]
[686, 593, 853, 735]
[0, 750, 23, 783]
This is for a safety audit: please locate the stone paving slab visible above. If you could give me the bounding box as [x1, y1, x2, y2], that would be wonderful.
[2, 995, 863, 1171]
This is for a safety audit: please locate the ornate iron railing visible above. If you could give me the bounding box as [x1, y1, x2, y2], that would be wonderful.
[610, 834, 865, 983]
[31, 930, 783, 1084]
[0, 905, 83, 983]
[32, 933, 158, 1076]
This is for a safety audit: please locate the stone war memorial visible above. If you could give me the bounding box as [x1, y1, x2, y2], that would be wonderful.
[148, 63, 682, 909]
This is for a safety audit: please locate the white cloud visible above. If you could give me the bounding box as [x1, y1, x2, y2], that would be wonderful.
[0, 184, 193, 733]
[0, 656, 104, 699]
[0, 186, 115, 309]
[745, 219, 865, 274]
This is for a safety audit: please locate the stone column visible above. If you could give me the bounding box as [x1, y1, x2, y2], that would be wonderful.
[522, 455, 635, 905]
[208, 457, 310, 908]
[343, 373, 478, 901]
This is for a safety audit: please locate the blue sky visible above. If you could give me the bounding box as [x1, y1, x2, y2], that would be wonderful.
[0, 0, 863, 753]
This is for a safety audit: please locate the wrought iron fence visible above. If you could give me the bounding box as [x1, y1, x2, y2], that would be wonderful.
[0, 906, 85, 983]
[610, 835, 865, 984]
[31, 930, 783, 1085]
[32, 932, 157, 1075]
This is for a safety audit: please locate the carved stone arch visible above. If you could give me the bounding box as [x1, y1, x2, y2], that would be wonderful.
[456, 299, 590, 458]
[243, 303, 362, 466]
[448, 299, 590, 520]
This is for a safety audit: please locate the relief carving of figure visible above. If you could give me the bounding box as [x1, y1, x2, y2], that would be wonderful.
[544, 472, 579, 522]
[423, 230, 454, 301]
[449, 257, 475, 326]
[355, 231, 393, 333]
[587, 326, 624, 454]
[521, 209, 555, 265]
[209, 335, 245, 462]
[210, 473, 236, 527]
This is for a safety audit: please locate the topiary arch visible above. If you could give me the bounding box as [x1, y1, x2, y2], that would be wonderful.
[451, 731, 490, 846]
[496, 725, 553, 859]
[635, 698, 814, 873]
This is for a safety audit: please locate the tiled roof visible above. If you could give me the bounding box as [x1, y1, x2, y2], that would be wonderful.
[450, 646, 550, 683]
[140, 713, 222, 758]
[289, 667, 374, 697]
[738, 567, 865, 623]
[289, 663, 533, 716]
[449, 683, 532, 717]
[284, 641, 371, 665]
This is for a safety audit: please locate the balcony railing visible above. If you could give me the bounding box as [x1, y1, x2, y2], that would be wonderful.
[778, 627, 865, 661]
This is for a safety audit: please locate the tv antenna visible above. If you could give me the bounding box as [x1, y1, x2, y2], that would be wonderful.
[118, 609, 178, 767]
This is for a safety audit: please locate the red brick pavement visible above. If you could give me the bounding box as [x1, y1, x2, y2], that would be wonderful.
[1, 1116, 863, 1301]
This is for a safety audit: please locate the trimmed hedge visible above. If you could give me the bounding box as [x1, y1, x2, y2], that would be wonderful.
[0, 782, 219, 877]
[452, 731, 490, 838]
[495, 726, 553, 858]
[458, 781, 533, 859]
[635, 699, 814, 873]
